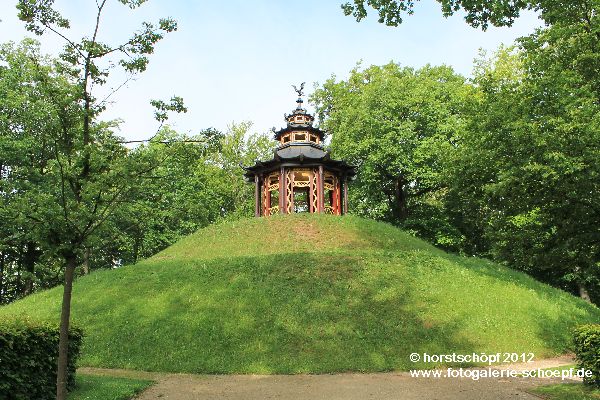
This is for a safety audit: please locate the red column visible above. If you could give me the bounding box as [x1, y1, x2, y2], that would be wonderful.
[280, 167, 286, 214]
[333, 178, 341, 215]
[318, 166, 324, 213]
[343, 175, 349, 215]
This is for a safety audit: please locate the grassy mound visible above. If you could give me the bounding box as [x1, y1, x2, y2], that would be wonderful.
[1, 214, 598, 373]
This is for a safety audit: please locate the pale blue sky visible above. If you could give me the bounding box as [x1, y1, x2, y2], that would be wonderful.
[0, 1, 541, 141]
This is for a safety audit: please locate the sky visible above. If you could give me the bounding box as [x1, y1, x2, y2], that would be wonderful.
[0, 1, 542, 141]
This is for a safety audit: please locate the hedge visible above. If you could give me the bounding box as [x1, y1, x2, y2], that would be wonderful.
[0, 318, 84, 400]
[573, 324, 600, 387]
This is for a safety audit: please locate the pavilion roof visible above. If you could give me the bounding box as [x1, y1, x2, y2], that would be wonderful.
[243, 142, 356, 180]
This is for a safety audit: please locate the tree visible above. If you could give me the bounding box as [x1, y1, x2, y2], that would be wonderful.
[340, 0, 595, 30]
[448, 44, 600, 302]
[494, 14, 600, 301]
[117, 128, 226, 262]
[14, 1, 183, 398]
[215, 122, 275, 219]
[312, 63, 471, 250]
[0, 39, 68, 304]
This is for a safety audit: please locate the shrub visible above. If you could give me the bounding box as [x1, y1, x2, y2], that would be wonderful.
[573, 324, 600, 387]
[0, 318, 83, 400]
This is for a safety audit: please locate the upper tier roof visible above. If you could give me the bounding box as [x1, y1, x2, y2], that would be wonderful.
[273, 97, 325, 142]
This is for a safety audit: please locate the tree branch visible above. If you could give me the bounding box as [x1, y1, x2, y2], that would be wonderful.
[97, 75, 134, 107]
[42, 24, 85, 59]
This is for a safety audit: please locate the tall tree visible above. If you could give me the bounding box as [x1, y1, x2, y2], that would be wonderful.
[14, 1, 183, 398]
[0, 39, 66, 304]
[216, 121, 275, 219]
[312, 63, 471, 250]
[448, 44, 600, 302]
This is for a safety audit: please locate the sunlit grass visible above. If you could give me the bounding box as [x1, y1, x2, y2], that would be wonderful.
[1, 214, 598, 373]
[68, 374, 153, 400]
[532, 383, 600, 400]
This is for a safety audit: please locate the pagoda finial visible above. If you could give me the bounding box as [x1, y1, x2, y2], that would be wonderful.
[292, 82, 305, 97]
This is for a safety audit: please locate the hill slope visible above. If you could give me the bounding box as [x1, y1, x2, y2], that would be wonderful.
[1, 214, 598, 373]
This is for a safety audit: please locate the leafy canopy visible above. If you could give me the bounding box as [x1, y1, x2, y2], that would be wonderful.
[341, 0, 596, 30]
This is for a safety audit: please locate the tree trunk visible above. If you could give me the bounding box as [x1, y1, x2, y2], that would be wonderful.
[573, 265, 592, 303]
[133, 237, 140, 264]
[82, 248, 90, 275]
[0, 251, 4, 304]
[16, 248, 22, 298]
[56, 254, 77, 400]
[23, 242, 38, 295]
[394, 176, 409, 222]
[578, 281, 592, 303]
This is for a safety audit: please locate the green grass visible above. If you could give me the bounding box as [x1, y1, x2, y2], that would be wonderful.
[1, 214, 599, 373]
[68, 374, 153, 400]
[532, 384, 600, 400]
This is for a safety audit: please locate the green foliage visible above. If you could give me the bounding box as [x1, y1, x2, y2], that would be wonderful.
[573, 325, 600, 387]
[448, 23, 600, 298]
[89, 122, 274, 267]
[0, 319, 83, 399]
[0, 39, 76, 303]
[312, 63, 470, 250]
[0, 215, 597, 374]
[340, 0, 596, 30]
[150, 97, 187, 123]
[68, 374, 153, 400]
[17, 0, 178, 75]
[216, 121, 275, 220]
[7, 0, 186, 264]
[341, 0, 533, 28]
[5, 0, 186, 272]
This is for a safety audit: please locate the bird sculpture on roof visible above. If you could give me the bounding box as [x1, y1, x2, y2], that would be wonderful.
[292, 82, 305, 97]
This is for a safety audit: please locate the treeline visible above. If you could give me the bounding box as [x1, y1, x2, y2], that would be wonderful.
[0, 40, 273, 304]
[312, 18, 599, 303]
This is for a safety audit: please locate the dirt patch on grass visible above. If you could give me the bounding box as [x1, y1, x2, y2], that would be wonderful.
[292, 220, 322, 242]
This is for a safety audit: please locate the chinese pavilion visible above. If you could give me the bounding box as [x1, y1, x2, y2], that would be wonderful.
[244, 84, 356, 217]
